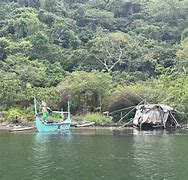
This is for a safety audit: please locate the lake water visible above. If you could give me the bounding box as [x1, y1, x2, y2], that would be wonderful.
[1, 128, 188, 180]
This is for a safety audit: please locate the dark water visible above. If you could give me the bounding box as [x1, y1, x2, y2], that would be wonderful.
[1, 129, 188, 180]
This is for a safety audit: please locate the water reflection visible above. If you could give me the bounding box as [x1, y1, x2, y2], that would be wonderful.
[132, 130, 176, 180]
[35, 130, 72, 143]
[71, 127, 136, 136]
[1, 129, 188, 180]
[31, 131, 73, 180]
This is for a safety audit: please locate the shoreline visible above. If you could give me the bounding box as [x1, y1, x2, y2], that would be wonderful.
[1, 122, 186, 132]
[0, 122, 134, 131]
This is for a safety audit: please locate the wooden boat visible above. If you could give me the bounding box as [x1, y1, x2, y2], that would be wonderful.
[34, 98, 71, 132]
[10, 126, 34, 132]
[75, 122, 95, 127]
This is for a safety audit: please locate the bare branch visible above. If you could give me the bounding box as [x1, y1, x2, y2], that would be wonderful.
[95, 56, 110, 72]
[109, 44, 124, 71]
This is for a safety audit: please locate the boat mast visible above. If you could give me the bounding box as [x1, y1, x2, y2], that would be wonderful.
[67, 100, 70, 119]
[34, 98, 37, 115]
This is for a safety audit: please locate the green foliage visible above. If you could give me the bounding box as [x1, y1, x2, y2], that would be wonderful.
[107, 86, 141, 112]
[3, 54, 48, 86]
[23, 106, 35, 122]
[131, 20, 161, 40]
[181, 28, 188, 41]
[131, 70, 188, 120]
[42, 0, 67, 16]
[0, 0, 188, 123]
[46, 113, 62, 122]
[82, 112, 112, 125]
[145, 0, 188, 25]
[58, 71, 112, 113]
[0, 2, 18, 21]
[89, 31, 156, 75]
[144, 0, 188, 43]
[19, 87, 63, 110]
[14, 0, 41, 8]
[112, 71, 150, 84]
[3, 108, 26, 123]
[85, 8, 114, 19]
[176, 39, 188, 67]
[106, 85, 141, 121]
[7, 7, 44, 38]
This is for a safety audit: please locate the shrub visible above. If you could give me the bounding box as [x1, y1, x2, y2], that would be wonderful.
[132, 72, 188, 121]
[58, 71, 113, 113]
[4, 108, 27, 123]
[23, 106, 35, 122]
[82, 112, 112, 125]
[106, 86, 141, 121]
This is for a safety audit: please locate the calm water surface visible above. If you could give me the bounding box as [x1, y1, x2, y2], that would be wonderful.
[1, 129, 188, 180]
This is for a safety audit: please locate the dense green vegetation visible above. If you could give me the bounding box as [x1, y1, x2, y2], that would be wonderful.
[0, 0, 188, 123]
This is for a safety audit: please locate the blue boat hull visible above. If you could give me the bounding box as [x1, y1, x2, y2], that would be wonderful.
[36, 116, 71, 132]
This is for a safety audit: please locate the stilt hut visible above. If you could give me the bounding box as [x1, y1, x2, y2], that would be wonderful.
[133, 103, 180, 130]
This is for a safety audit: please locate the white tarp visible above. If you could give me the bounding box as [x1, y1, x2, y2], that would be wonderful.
[133, 103, 174, 126]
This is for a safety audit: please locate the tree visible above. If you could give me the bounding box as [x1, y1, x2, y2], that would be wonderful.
[145, 0, 188, 43]
[43, 0, 67, 16]
[131, 69, 188, 120]
[51, 21, 81, 49]
[17, 0, 41, 8]
[0, 37, 10, 60]
[89, 32, 130, 73]
[58, 71, 112, 113]
[6, 7, 44, 38]
[145, 0, 188, 25]
[89, 31, 154, 74]
[0, 37, 33, 60]
[181, 28, 188, 41]
[1, 54, 48, 87]
[176, 39, 188, 67]
[0, 71, 22, 109]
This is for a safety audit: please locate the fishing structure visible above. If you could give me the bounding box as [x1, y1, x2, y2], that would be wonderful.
[132, 103, 180, 130]
[108, 100, 180, 130]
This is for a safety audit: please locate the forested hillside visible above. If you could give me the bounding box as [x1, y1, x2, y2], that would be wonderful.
[0, 0, 188, 122]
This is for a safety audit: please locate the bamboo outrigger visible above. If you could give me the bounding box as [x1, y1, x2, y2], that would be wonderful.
[10, 126, 34, 132]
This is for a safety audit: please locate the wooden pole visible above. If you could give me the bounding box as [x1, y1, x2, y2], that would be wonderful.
[34, 97, 37, 115]
[170, 112, 181, 128]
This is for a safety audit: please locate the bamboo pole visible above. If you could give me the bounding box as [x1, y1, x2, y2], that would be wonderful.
[117, 100, 144, 123]
[34, 97, 37, 115]
[170, 112, 181, 128]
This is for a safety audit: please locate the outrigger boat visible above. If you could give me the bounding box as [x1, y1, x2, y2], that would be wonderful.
[34, 98, 71, 132]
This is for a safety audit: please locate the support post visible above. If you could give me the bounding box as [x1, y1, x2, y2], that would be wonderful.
[34, 97, 37, 115]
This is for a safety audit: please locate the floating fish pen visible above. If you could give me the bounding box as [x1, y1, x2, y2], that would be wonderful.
[133, 103, 180, 130]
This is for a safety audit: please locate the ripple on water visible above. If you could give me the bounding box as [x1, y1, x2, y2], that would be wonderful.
[1, 130, 188, 180]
